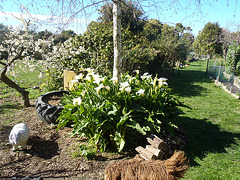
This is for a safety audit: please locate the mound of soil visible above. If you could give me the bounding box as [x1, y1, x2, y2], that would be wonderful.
[0, 97, 125, 180]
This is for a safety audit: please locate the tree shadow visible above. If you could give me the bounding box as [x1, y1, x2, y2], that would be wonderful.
[0, 125, 12, 146]
[27, 135, 60, 159]
[0, 103, 22, 114]
[169, 68, 211, 97]
[170, 62, 240, 166]
[176, 115, 240, 166]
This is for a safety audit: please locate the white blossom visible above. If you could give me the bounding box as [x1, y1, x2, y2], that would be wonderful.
[73, 97, 82, 106]
[136, 89, 145, 96]
[133, 70, 139, 75]
[94, 83, 105, 93]
[110, 77, 118, 85]
[141, 73, 152, 80]
[75, 74, 84, 80]
[125, 87, 131, 94]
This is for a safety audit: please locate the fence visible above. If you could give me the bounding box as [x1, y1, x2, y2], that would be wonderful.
[207, 59, 240, 98]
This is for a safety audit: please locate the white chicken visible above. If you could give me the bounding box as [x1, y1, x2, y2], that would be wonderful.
[9, 123, 30, 151]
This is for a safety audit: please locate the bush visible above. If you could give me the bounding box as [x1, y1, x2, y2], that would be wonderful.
[57, 69, 185, 154]
[225, 44, 240, 75]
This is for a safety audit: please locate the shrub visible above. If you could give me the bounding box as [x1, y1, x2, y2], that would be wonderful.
[225, 44, 240, 75]
[57, 69, 185, 154]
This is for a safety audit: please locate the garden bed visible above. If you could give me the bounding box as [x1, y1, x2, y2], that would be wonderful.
[0, 97, 126, 180]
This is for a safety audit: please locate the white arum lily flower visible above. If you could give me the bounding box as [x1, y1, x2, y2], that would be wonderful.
[141, 72, 152, 80]
[84, 74, 92, 82]
[125, 87, 131, 94]
[69, 79, 78, 90]
[110, 77, 118, 85]
[95, 83, 105, 93]
[93, 74, 105, 85]
[136, 89, 145, 96]
[158, 77, 168, 82]
[133, 70, 139, 75]
[120, 81, 130, 92]
[93, 74, 100, 81]
[75, 74, 84, 80]
[105, 86, 110, 91]
[151, 76, 158, 86]
[86, 68, 94, 75]
[73, 97, 82, 106]
[81, 90, 87, 98]
[158, 77, 168, 87]
[127, 76, 136, 83]
[120, 81, 129, 88]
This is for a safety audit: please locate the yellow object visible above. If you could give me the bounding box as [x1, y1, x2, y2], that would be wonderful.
[64, 70, 77, 90]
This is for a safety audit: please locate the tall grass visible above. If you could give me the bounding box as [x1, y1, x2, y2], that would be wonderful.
[170, 60, 240, 179]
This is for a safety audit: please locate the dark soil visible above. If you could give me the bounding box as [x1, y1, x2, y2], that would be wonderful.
[0, 96, 126, 180]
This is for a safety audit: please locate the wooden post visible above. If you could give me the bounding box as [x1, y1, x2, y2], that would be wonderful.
[135, 146, 158, 160]
[63, 70, 77, 90]
[146, 134, 168, 152]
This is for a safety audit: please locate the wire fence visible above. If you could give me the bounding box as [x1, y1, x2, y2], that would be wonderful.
[207, 59, 240, 98]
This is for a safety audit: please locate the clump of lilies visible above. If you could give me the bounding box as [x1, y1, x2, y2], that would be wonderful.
[58, 68, 183, 155]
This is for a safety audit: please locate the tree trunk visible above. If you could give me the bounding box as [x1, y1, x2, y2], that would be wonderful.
[0, 66, 30, 107]
[112, 0, 122, 81]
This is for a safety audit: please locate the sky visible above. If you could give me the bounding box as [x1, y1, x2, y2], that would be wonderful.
[1, 0, 240, 36]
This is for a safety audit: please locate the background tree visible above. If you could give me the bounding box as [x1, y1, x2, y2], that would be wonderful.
[142, 19, 162, 41]
[98, 0, 145, 34]
[54, 30, 76, 44]
[152, 23, 193, 73]
[0, 24, 9, 43]
[193, 22, 223, 58]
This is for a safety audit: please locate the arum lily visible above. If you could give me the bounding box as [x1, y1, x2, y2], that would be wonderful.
[133, 70, 139, 75]
[125, 87, 131, 94]
[136, 89, 145, 96]
[73, 97, 82, 106]
[141, 72, 152, 80]
[75, 74, 84, 80]
[110, 77, 118, 85]
[94, 83, 105, 93]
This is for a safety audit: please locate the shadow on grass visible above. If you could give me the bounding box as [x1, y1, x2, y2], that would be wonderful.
[177, 115, 240, 166]
[170, 61, 240, 166]
[169, 63, 211, 97]
[0, 103, 22, 113]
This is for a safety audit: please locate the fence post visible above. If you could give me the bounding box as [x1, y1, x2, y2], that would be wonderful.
[206, 59, 209, 75]
[216, 61, 222, 82]
[63, 70, 77, 90]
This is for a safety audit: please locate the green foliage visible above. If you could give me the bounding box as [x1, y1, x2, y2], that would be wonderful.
[98, 0, 145, 34]
[41, 67, 64, 91]
[76, 22, 114, 75]
[152, 23, 193, 72]
[193, 22, 223, 57]
[58, 69, 184, 153]
[142, 19, 162, 41]
[225, 44, 240, 75]
[59, 22, 156, 77]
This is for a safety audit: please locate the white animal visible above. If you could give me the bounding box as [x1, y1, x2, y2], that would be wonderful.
[9, 123, 30, 151]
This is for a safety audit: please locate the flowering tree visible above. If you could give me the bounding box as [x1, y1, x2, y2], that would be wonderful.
[0, 19, 54, 107]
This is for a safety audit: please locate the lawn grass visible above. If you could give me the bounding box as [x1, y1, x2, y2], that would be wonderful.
[0, 60, 44, 100]
[170, 60, 240, 179]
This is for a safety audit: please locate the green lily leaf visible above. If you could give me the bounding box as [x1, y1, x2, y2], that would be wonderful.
[131, 103, 147, 112]
[127, 118, 146, 135]
[114, 131, 125, 152]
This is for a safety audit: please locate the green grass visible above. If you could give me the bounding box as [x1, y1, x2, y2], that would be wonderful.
[0, 60, 44, 99]
[170, 60, 240, 179]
